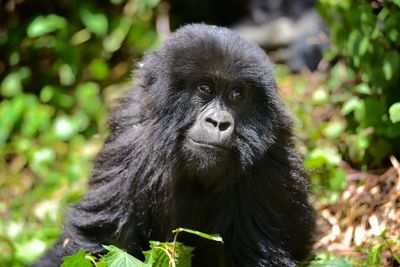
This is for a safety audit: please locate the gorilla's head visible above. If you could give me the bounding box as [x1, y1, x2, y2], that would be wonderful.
[135, 24, 292, 181]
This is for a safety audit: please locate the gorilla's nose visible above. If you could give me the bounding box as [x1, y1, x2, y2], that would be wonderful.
[203, 109, 234, 141]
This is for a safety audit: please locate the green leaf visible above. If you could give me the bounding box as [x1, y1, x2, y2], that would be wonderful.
[389, 102, 400, 123]
[353, 83, 371, 95]
[329, 168, 346, 191]
[0, 95, 35, 145]
[308, 257, 353, 267]
[136, 0, 160, 12]
[143, 241, 171, 267]
[21, 104, 53, 137]
[59, 64, 76, 86]
[61, 249, 92, 267]
[323, 121, 345, 140]
[53, 116, 78, 141]
[143, 241, 194, 267]
[102, 245, 149, 267]
[27, 15, 67, 37]
[80, 8, 108, 37]
[354, 98, 386, 127]
[89, 59, 110, 80]
[172, 228, 223, 243]
[383, 51, 400, 81]
[31, 148, 56, 168]
[358, 36, 369, 56]
[312, 88, 329, 105]
[16, 239, 47, 263]
[103, 16, 132, 52]
[305, 147, 342, 169]
[0, 67, 31, 97]
[341, 96, 360, 115]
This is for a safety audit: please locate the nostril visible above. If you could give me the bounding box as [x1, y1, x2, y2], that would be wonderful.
[205, 117, 218, 127]
[219, 122, 231, 131]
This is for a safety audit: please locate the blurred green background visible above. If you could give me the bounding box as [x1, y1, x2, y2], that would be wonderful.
[0, 0, 399, 266]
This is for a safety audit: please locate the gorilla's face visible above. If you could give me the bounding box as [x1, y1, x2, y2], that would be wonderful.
[183, 79, 247, 173]
[143, 25, 288, 177]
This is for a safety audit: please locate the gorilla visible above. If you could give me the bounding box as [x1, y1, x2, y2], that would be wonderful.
[32, 24, 315, 267]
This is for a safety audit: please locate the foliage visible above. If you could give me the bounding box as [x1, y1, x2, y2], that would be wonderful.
[275, 65, 347, 204]
[307, 254, 353, 267]
[361, 230, 400, 266]
[317, 0, 400, 168]
[61, 228, 222, 267]
[0, 0, 160, 266]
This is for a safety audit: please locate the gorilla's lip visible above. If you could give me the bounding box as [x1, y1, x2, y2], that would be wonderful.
[187, 138, 230, 152]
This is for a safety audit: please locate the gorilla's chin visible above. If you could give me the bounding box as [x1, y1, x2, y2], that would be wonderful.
[183, 138, 231, 177]
[187, 138, 231, 154]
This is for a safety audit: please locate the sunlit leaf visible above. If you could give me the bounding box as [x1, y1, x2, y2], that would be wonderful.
[61, 249, 92, 267]
[353, 83, 371, 95]
[59, 64, 76, 86]
[80, 8, 108, 37]
[323, 121, 345, 140]
[312, 88, 329, 105]
[27, 15, 67, 37]
[53, 116, 77, 141]
[306, 147, 342, 169]
[16, 239, 47, 263]
[0, 67, 31, 97]
[389, 102, 400, 123]
[102, 245, 149, 267]
[341, 96, 360, 115]
[143, 241, 194, 267]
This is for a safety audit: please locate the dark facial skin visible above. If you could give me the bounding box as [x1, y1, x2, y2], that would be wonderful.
[184, 81, 247, 173]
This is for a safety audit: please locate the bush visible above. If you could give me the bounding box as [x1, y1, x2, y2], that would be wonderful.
[0, 0, 159, 265]
[318, 0, 400, 168]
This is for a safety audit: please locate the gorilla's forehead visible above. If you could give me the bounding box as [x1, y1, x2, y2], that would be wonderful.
[159, 25, 273, 85]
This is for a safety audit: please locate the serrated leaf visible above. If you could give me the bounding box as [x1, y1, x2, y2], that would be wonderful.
[389, 102, 400, 123]
[61, 249, 92, 267]
[143, 241, 171, 267]
[143, 241, 194, 267]
[172, 228, 223, 243]
[102, 245, 149, 267]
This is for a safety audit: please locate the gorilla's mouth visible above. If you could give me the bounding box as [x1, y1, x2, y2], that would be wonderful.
[187, 138, 230, 153]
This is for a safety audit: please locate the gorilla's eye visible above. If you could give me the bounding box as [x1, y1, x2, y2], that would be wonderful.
[229, 88, 246, 101]
[198, 83, 214, 95]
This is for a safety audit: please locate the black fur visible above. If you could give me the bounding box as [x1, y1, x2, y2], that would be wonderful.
[32, 24, 315, 267]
